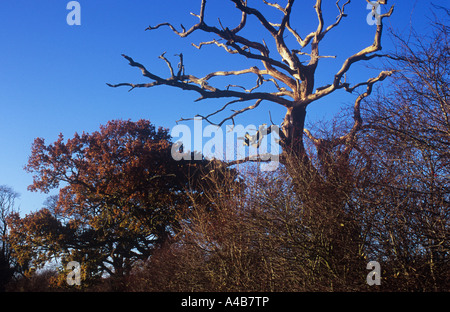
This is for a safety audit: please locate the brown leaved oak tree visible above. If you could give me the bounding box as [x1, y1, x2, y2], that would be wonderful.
[9, 119, 234, 285]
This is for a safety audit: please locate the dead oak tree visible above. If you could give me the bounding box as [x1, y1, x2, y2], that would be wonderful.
[108, 0, 395, 170]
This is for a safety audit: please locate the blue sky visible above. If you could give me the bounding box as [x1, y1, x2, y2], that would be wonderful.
[0, 0, 440, 214]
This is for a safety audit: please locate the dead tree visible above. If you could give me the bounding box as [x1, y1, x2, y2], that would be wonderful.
[108, 0, 395, 169]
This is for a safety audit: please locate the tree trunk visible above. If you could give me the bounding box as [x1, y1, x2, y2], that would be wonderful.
[281, 104, 321, 200]
[282, 105, 307, 158]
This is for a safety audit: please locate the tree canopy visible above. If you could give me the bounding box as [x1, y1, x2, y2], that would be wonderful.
[8, 119, 235, 285]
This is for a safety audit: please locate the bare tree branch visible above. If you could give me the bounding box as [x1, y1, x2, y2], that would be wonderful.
[145, 0, 207, 37]
[303, 69, 396, 160]
[224, 152, 281, 167]
[107, 54, 293, 107]
[192, 39, 239, 54]
[303, 4, 395, 105]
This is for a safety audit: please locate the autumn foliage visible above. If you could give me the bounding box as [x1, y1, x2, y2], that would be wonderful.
[7, 119, 232, 287]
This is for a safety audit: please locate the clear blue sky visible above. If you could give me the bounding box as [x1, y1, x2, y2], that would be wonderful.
[0, 0, 440, 214]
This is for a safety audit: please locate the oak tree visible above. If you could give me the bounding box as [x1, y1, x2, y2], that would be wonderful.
[9, 119, 223, 284]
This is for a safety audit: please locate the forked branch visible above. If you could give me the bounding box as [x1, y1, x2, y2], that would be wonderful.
[304, 69, 397, 156]
[107, 54, 294, 108]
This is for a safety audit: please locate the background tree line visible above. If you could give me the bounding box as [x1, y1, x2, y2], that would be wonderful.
[1, 3, 448, 291]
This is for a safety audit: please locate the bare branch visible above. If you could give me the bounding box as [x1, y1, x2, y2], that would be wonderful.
[303, 128, 321, 146]
[202, 67, 266, 83]
[286, 21, 315, 49]
[202, 99, 264, 127]
[108, 54, 294, 108]
[177, 97, 264, 128]
[146, 0, 207, 37]
[230, 0, 277, 35]
[344, 69, 397, 94]
[192, 39, 240, 54]
[262, 0, 286, 14]
[308, 0, 351, 67]
[333, 4, 394, 85]
[304, 69, 396, 157]
[299, 4, 394, 105]
[194, 98, 247, 125]
[279, 0, 295, 36]
[322, 0, 351, 39]
[158, 52, 174, 78]
[230, 0, 247, 34]
[339, 69, 396, 151]
[294, 50, 336, 60]
[223, 152, 281, 167]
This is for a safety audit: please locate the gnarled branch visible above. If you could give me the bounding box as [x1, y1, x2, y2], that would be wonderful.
[108, 54, 293, 108]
